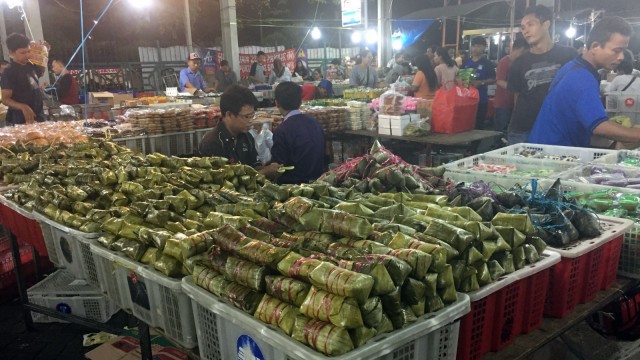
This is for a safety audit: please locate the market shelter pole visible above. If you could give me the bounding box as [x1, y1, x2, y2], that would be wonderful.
[0, 5, 8, 60]
[221, 0, 240, 76]
[184, 0, 193, 54]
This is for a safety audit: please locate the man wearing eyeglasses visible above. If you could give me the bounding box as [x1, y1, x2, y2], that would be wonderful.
[198, 85, 281, 178]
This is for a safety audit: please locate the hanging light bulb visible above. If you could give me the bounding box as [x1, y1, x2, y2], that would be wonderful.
[565, 26, 576, 39]
[351, 31, 362, 44]
[128, 0, 151, 8]
[311, 27, 321, 40]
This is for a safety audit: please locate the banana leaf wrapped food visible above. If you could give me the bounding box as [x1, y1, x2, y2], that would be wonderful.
[527, 236, 547, 255]
[254, 294, 299, 336]
[413, 233, 460, 261]
[353, 254, 412, 287]
[300, 287, 364, 328]
[210, 224, 250, 252]
[309, 262, 375, 304]
[349, 327, 378, 348]
[523, 243, 541, 264]
[474, 262, 492, 287]
[140, 247, 160, 265]
[387, 233, 448, 272]
[325, 243, 363, 260]
[277, 252, 325, 281]
[423, 205, 467, 222]
[112, 238, 147, 261]
[495, 226, 526, 249]
[339, 239, 392, 257]
[372, 223, 417, 236]
[446, 206, 483, 221]
[184, 253, 213, 274]
[138, 228, 172, 250]
[513, 246, 526, 270]
[283, 196, 316, 220]
[193, 265, 229, 297]
[421, 217, 476, 253]
[318, 209, 373, 239]
[426, 295, 445, 313]
[491, 213, 535, 235]
[373, 204, 418, 220]
[333, 202, 375, 217]
[424, 273, 438, 297]
[376, 314, 395, 334]
[338, 259, 395, 296]
[378, 248, 431, 280]
[439, 284, 458, 303]
[238, 224, 272, 242]
[492, 251, 516, 274]
[249, 217, 288, 234]
[97, 234, 118, 249]
[402, 278, 427, 316]
[292, 231, 335, 253]
[225, 256, 267, 292]
[265, 275, 311, 307]
[234, 240, 290, 268]
[204, 212, 250, 229]
[389, 306, 417, 329]
[488, 260, 506, 281]
[153, 254, 183, 277]
[292, 314, 354, 356]
[360, 296, 384, 328]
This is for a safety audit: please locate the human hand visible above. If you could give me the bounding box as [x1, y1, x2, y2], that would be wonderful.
[21, 105, 36, 124]
[260, 162, 282, 179]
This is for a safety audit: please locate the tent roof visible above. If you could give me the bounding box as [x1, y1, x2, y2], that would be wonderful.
[399, 0, 509, 20]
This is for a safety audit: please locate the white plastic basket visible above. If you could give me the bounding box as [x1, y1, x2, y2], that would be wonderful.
[32, 212, 100, 284]
[554, 164, 640, 191]
[90, 242, 134, 310]
[90, 244, 197, 349]
[182, 276, 470, 360]
[465, 251, 561, 302]
[27, 269, 118, 323]
[444, 154, 579, 189]
[592, 150, 640, 165]
[484, 144, 616, 164]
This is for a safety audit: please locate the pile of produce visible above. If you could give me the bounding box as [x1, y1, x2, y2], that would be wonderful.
[318, 141, 452, 194]
[448, 180, 604, 247]
[126, 108, 193, 135]
[300, 107, 348, 134]
[0, 123, 89, 149]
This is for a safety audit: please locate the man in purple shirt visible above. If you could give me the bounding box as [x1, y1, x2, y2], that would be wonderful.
[271, 82, 326, 184]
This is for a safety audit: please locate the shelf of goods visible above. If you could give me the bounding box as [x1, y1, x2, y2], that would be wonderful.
[182, 275, 470, 360]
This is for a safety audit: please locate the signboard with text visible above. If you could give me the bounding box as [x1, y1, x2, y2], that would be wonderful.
[341, 0, 362, 27]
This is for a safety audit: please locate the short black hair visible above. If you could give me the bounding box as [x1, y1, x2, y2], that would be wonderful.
[587, 16, 633, 50]
[331, 58, 341, 65]
[471, 37, 487, 47]
[523, 5, 552, 25]
[275, 82, 302, 111]
[220, 85, 258, 118]
[51, 58, 65, 66]
[220, 60, 229, 66]
[257, 51, 265, 56]
[512, 37, 529, 50]
[573, 40, 585, 50]
[617, 49, 635, 74]
[7, 33, 30, 53]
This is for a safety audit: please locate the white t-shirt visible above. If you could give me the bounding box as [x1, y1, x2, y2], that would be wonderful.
[605, 74, 640, 93]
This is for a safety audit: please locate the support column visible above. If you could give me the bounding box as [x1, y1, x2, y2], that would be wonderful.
[221, 0, 240, 76]
[22, 0, 47, 82]
[0, 5, 9, 60]
[377, 0, 391, 68]
[184, 0, 193, 54]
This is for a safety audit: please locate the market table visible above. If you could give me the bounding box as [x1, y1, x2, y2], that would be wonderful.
[334, 129, 503, 165]
[483, 277, 639, 360]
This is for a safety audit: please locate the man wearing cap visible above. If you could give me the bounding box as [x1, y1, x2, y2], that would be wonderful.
[179, 52, 213, 93]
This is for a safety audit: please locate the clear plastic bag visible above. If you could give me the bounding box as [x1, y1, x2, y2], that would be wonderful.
[379, 89, 405, 116]
[250, 122, 273, 164]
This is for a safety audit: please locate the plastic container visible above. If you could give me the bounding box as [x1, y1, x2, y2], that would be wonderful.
[182, 276, 470, 360]
[457, 251, 561, 360]
[593, 149, 640, 165]
[443, 154, 579, 189]
[555, 164, 640, 189]
[27, 269, 118, 323]
[32, 212, 100, 285]
[543, 216, 634, 318]
[485, 143, 616, 164]
[618, 223, 640, 279]
[90, 244, 197, 349]
[0, 195, 51, 265]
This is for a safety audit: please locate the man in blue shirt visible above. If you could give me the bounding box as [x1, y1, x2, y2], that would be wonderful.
[179, 52, 213, 93]
[465, 37, 496, 129]
[271, 82, 326, 184]
[529, 17, 638, 147]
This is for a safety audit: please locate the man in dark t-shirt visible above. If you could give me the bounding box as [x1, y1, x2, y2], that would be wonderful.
[0, 33, 45, 125]
[465, 37, 496, 130]
[506, 5, 576, 144]
[198, 85, 280, 178]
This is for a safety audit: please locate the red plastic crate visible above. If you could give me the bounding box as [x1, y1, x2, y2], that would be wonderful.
[0, 199, 51, 265]
[544, 217, 633, 318]
[521, 267, 551, 333]
[457, 252, 560, 360]
[601, 235, 624, 290]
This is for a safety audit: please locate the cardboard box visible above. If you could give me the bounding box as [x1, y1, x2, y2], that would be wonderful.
[112, 93, 134, 106]
[89, 92, 134, 107]
[85, 336, 187, 360]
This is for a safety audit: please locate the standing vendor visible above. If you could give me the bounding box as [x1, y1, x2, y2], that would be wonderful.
[249, 51, 267, 84]
[45, 59, 79, 105]
[1, 33, 45, 125]
[179, 52, 214, 93]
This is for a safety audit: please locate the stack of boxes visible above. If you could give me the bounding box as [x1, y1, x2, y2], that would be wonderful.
[345, 101, 369, 130]
[378, 114, 421, 136]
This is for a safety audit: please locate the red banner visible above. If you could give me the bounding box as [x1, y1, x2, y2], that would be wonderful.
[239, 49, 296, 78]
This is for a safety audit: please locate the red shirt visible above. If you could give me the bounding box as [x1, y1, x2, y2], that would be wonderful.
[494, 56, 514, 109]
[301, 83, 317, 101]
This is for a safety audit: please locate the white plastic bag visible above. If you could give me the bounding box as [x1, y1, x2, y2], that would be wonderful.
[250, 122, 273, 164]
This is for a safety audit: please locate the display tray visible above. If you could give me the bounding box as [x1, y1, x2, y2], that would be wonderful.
[484, 143, 616, 165]
[182, 276, 470, 360]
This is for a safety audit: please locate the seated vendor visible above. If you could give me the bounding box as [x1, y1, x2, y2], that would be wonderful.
[316, 79, 333, 98]
[179, 52, 214, 93]
[199, 85, 280, 178]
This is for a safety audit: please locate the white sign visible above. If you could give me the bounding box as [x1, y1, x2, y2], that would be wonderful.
[342, 0, 362, 27]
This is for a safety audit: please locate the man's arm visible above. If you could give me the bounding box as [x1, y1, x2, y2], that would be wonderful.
[1, 89, 36, 123]
[179, 70, 196, 91]
[594, 120, 640, 142]
[248, 63, 259, 82]
[496, 58, 509, 89]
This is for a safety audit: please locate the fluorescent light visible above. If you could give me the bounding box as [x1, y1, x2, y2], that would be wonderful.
[392, 39, 403, 51]
[311, 27, 321, 40]
[128, 0, 151, 8]
[351, 31, 362, 44]
[565, 27, 576, 38]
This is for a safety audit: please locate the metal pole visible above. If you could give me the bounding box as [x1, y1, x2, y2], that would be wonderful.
[221, 0, 240, 76]
[81, 0, 88, 120]
[364, 0, 368, 31]
[184, 0, 193, 54]
[0, 5, 9, 60]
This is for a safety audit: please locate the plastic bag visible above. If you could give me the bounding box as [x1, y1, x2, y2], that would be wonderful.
[250, 122, 273, 165]
[379, 90, 405, 116]
[432, 83, 479, 134]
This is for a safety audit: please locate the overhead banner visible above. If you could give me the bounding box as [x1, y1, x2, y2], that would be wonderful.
[341, 0, 362, 27]
[391, 19, 436, 48]
[239, 49, 296, 78]
[198, 48, 224, 75]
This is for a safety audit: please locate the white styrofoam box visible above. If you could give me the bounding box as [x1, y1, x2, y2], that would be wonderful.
[484, 143, 617, 165]
[378, 126, 407, 136]
[32, 212, 100, 283]
[182, 276, 469, 360]
[379, 114, 412, 128]
[27, 269, 118, 323]
[91, 244, 197, 349]
[443, 154, 579, 189]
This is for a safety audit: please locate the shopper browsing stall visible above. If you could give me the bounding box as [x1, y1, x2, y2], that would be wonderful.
[433, 47, 459, 89]
[179, 53, 214, 93]
[271, 82, 325, 184]
[411, 54, 438, 100]
[249, 51, 268, 84]
[294, 60, 311, 80]
[198, 85, 281, 178]
[528, 17, 637, 147]
[384, 53, 406, 84]
[464, 37, 496, 130]
[268, 58, 292, 85]
[1, 33, 45, 125]
[506, 5, 576, 144]
[45, 59, 79, 105]
[350, 49, 379, 88]
[605, 50, 640, 93]
[326, 58, 346, 80]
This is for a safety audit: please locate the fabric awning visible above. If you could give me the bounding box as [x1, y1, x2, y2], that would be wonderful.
[399, 0, 509, 20]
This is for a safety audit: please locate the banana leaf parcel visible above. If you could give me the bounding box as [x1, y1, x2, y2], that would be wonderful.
[292, 314, 354, 356]
[300, 287, 364, 329]
[254, 294, 299, 335]
[309, 262, 375, 304]
[265, 275, 311, 307]
[225, 256, 267, 292]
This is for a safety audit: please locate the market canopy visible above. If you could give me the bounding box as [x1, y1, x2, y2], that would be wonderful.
[398, 0, 509, 20]
[391, 20, 436, 48]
